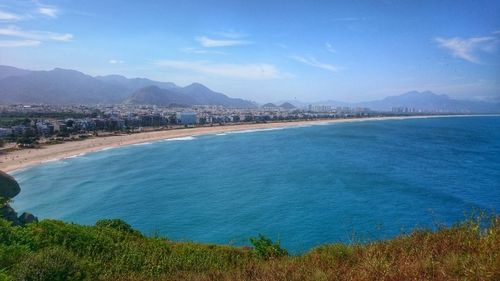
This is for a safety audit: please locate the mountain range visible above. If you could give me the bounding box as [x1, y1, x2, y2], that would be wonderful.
[0, 65, 256, 108]
[278, 91, 500, 113]
[0, 65, 498, 113]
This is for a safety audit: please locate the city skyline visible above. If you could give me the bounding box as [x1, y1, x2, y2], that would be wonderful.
[0, 0, 499, 103]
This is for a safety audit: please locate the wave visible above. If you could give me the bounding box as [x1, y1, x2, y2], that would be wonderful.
[228, 127, 286, 135]
[131, 142, 153, 146]
[162, 136, 196, 141]
[41, 158, 60, 163]
[64, 152, 87, 159]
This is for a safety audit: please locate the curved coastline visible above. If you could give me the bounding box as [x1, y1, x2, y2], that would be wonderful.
[1, 114, 494, 174]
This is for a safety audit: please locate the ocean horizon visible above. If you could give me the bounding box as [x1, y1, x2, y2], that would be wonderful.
[12, 115, 500, 253]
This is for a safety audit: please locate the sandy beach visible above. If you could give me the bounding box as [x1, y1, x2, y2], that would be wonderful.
[0, 115, 456, 173]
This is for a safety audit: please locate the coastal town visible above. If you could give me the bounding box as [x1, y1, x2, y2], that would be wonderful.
[0, 103, 383, 148]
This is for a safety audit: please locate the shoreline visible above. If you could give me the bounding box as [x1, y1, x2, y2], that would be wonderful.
[0, 114, 492, 174]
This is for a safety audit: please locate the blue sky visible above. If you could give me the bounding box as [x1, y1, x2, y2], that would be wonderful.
[0, 0, 499, 103]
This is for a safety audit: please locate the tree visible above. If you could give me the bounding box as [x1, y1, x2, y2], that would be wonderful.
[168, 114, 178, 125]
[250, 234, 288, 260]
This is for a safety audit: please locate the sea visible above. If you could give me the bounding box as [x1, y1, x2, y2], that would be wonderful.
[11, 116, 500, 253]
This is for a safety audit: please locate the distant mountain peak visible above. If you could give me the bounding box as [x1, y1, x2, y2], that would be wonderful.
[362, 90, 500, 113]
[0, 65, 254, 107]
[0, 65, 31, 80]
[126, 84, 255, 108]
[185, 82, 210, 91]
[280, 102, 296, 109]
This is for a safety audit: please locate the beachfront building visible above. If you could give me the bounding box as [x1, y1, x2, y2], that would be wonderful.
[177, 112, 197, 125]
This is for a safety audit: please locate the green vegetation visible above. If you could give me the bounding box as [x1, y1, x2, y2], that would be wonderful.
[0, 118, 31, 128]
[0, 112, 88, 123]
[0, 216, 498, 281]
[249, 234, 288, 260]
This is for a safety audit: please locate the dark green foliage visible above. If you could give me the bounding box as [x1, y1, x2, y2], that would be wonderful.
[249, 234, 288, 260]
[0, 216, 498, 281]
[10, 246, 90, 281]
[95, 219, 137, 234]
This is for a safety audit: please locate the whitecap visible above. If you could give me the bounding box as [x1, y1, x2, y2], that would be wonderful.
[163, 136, 196, 141]
[132, 142, 153, 146]
[228, 127, 286, 134]
[41, 158, 59, 163]
[65, 152, 87, 159]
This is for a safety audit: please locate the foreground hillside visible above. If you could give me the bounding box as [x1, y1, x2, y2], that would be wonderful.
[0, 216, 498, 281]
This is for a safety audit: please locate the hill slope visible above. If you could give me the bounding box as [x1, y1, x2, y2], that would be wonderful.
[124, 85, 196, 106]
[0, 65, 255, 107]
[125, 83, 256, 108]
[359, 91, 500, 113]
[0, 216, 497, 281]
[0, 68, 128, 104]
[95, 74, 179, 92]
[0, 65, 31, 80]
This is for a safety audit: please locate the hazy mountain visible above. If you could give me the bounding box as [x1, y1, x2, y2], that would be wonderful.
[0, 65, 31, 80]
[274, 99, 308, 108]
[124, 86, 195, 106]
[358, 91, 500, 113]
[95, 75, 178, 92]
[261, 103, 278, 108]
[1, 65, 496, 112]
[305, 91, 499, 113]
[125, 83, 256, 108]
[279, 102, 296, 109]
[0, 65, 255, 107]
[177, 83, 256, 108]
[0, 68, 128, 104]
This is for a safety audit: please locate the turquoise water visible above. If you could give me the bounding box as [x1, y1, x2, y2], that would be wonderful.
[12, 116, 500, 253]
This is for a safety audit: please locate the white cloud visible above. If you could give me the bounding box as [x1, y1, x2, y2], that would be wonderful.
[0, 25, 73, 42]
[38, 6, 58, 18]
[180, 47, 225, 55]
[325, 43, 336, 53]
[435, 35, 499, 63]
[290, 55, 338, 73]
[0, 39, 40, 47]
[196, 36, 251, 48]
[0, 10, 22, 21]
[109, 59, 124, 64]
[155, 60, 283, 79]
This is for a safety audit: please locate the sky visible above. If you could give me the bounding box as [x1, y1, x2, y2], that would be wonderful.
[0, 0, 499, 103]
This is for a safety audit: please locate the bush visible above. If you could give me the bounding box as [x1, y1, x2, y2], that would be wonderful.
[0, 216, 498, 280]
[10, 246, 92, 281]
[95, 219, 138, 234]
[249, 234, 288, 260]
[0, 244, 29, 270]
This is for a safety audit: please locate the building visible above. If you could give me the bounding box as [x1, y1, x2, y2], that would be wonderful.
[176, 112, 197, 125]
[0, 128, 12, 138]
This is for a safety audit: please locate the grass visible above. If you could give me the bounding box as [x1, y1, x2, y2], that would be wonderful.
[0, 216, 498, 281]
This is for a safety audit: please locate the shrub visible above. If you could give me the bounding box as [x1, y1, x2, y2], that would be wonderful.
[95, 219, 138, 234]
[10, 246, 92, 281]
[249, 234, 288, 260]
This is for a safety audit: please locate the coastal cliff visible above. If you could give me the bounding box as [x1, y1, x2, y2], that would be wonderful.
[0, 171, 38, 226]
